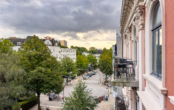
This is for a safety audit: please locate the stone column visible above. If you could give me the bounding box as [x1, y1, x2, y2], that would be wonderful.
[133, 5, 145, 110]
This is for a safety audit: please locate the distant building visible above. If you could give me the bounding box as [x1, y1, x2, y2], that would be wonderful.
[61, 40, 67, 47]
[82, 52, 90, 56]
[97, 49, 102, 54]
[60, 48, 76, 62]
[9, 36, 76, 62]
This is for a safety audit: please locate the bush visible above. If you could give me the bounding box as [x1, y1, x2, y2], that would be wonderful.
[12, 94, 38, 110]
[71, 74, 76, 79]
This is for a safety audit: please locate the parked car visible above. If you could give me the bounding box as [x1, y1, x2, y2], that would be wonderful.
[91, 72, 95, 75]
[83, 75, 89, 79]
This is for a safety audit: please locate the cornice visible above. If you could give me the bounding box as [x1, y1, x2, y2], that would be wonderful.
[120, 0, 134, 35]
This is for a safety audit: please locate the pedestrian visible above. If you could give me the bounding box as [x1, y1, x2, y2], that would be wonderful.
[105, 95, 107, 101]
[106, 96, 108, 101]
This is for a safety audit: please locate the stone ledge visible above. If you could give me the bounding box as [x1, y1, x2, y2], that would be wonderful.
[137, 91, 161, 110]
[143, 74, 167, 95]
[168, 96, 174, 105]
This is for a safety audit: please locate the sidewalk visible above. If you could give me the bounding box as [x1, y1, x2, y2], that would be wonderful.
[95, 87, 123, 110]
[95, 90, 115, 110]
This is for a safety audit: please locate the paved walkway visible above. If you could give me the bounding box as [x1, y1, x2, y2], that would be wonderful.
[95, 87, 123, 110]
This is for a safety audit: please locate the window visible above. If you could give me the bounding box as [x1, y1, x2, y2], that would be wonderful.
[134, 26, 137, 65]
[17, 42, 21, 45]
[151, 2, 162, 79]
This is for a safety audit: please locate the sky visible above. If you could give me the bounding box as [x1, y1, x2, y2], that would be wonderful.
[0, 0, 122, 49]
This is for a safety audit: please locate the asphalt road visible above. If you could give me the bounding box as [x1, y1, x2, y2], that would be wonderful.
[39, 70, 109, 109]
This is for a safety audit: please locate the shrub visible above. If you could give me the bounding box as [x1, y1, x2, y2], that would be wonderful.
[12, 94, 37, 110]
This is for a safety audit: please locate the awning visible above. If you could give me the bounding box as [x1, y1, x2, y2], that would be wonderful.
[137, 91, 160, 110]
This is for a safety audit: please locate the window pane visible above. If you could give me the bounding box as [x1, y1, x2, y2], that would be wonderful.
[153, 31, 158, 74]
[153, 3, 162, 27]
[159, 29, 162, 77]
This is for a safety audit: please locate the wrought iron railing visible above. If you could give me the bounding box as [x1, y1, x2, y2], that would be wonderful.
[114, 58, 137, 80]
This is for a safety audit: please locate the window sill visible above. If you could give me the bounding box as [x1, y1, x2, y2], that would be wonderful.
[143, 74, 167, 95]
[168, 96, 174, 105]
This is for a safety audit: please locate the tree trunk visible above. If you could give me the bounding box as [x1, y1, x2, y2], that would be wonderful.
[66, 77, 68, 85]
[37, 92, 41, 110]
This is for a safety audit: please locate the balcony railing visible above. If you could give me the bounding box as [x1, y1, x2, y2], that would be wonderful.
[114, 58, 136, 80]
[112, 58, 139, 87]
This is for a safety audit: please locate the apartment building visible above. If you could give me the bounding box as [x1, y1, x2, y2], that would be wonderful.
[60, 48, 76, 62]
[61, 40, 67, 47]
[9, 36, 76, 62]
[112, 0, 174, 110]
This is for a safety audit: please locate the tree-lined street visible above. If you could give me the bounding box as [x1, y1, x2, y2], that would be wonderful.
[29, 70, 112, 110]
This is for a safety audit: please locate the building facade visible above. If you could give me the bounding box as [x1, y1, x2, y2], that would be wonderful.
[60, 48, 76, 62]
[61, 40, 67, 47]
[112, 0, 174, 110]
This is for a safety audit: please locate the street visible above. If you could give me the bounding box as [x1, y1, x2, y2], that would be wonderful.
[30, 70, 113, 110]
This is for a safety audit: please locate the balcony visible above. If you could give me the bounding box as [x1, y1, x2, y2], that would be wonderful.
[111, 58, 139, 87]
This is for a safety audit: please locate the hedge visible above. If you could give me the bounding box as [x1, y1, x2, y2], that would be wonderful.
[13, 96, 38, 110]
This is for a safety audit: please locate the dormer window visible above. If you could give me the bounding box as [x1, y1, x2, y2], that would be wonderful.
[17, 42, 21, 45]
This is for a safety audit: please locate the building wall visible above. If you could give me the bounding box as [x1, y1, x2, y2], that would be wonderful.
[60, 48, 76, 62]
[12, 46, 21, 51]
[48, 46, 61, 61]
[61, 40, 67, 47]
[119, 0, 173, 110]
[116, 37, 122, 58]
[165, 0, 174, 109]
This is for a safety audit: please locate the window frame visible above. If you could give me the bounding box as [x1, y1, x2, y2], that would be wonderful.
[151, 2, 162, 80]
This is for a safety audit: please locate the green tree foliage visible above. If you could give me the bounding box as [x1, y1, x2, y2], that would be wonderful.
[0, 51, 26, 109]
[20, 35, 63, 110]
[71, 46, 88, 56]
[76, 55, 89, 71]
[99, 47, 113, 81]
[0, 38, 24, 109]
[60, 46, 68, 48]
[80, 47, 88, 52]
[58, 42, 61, 46]
[62, 80, 98, 110]
[0, 38, 14, 54]
[87, 54, 97, 70]
[88, 47, 97, 54]
[60, 56, 77, 82]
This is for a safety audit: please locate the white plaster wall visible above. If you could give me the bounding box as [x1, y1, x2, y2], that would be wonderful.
[12, 46, 21, 51]
[48, 46, 61, 61]
[44, 40, 52, 45]
[60, 48, 76, 62]
[116, 37, 123, 58]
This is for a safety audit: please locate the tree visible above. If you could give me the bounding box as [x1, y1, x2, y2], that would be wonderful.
[76, 55, 89, 71]
[60, 56, 77, 83]
[88, 47, 97, 54]
[62, 80, 98, 110]
[0, 38, 14, 54]
[20, 35, 63, 110]
[102, 48, 108, 54]
[99, 49, 113, 82]
[0, 38, 25, 109]
[0, 51, 26, 109]
[58, 42, 61, 46]
[71, 46, 82, 56]
[80, 47, 88, 52]
[87, 54, 97, 70]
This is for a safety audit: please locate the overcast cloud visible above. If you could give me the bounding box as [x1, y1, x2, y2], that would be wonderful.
[0, 0, 122, 48]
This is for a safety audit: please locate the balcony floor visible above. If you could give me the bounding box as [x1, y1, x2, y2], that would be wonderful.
[111, 74, 139, 87]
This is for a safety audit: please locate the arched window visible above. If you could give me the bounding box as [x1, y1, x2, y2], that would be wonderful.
[152, 2, 162, 79]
